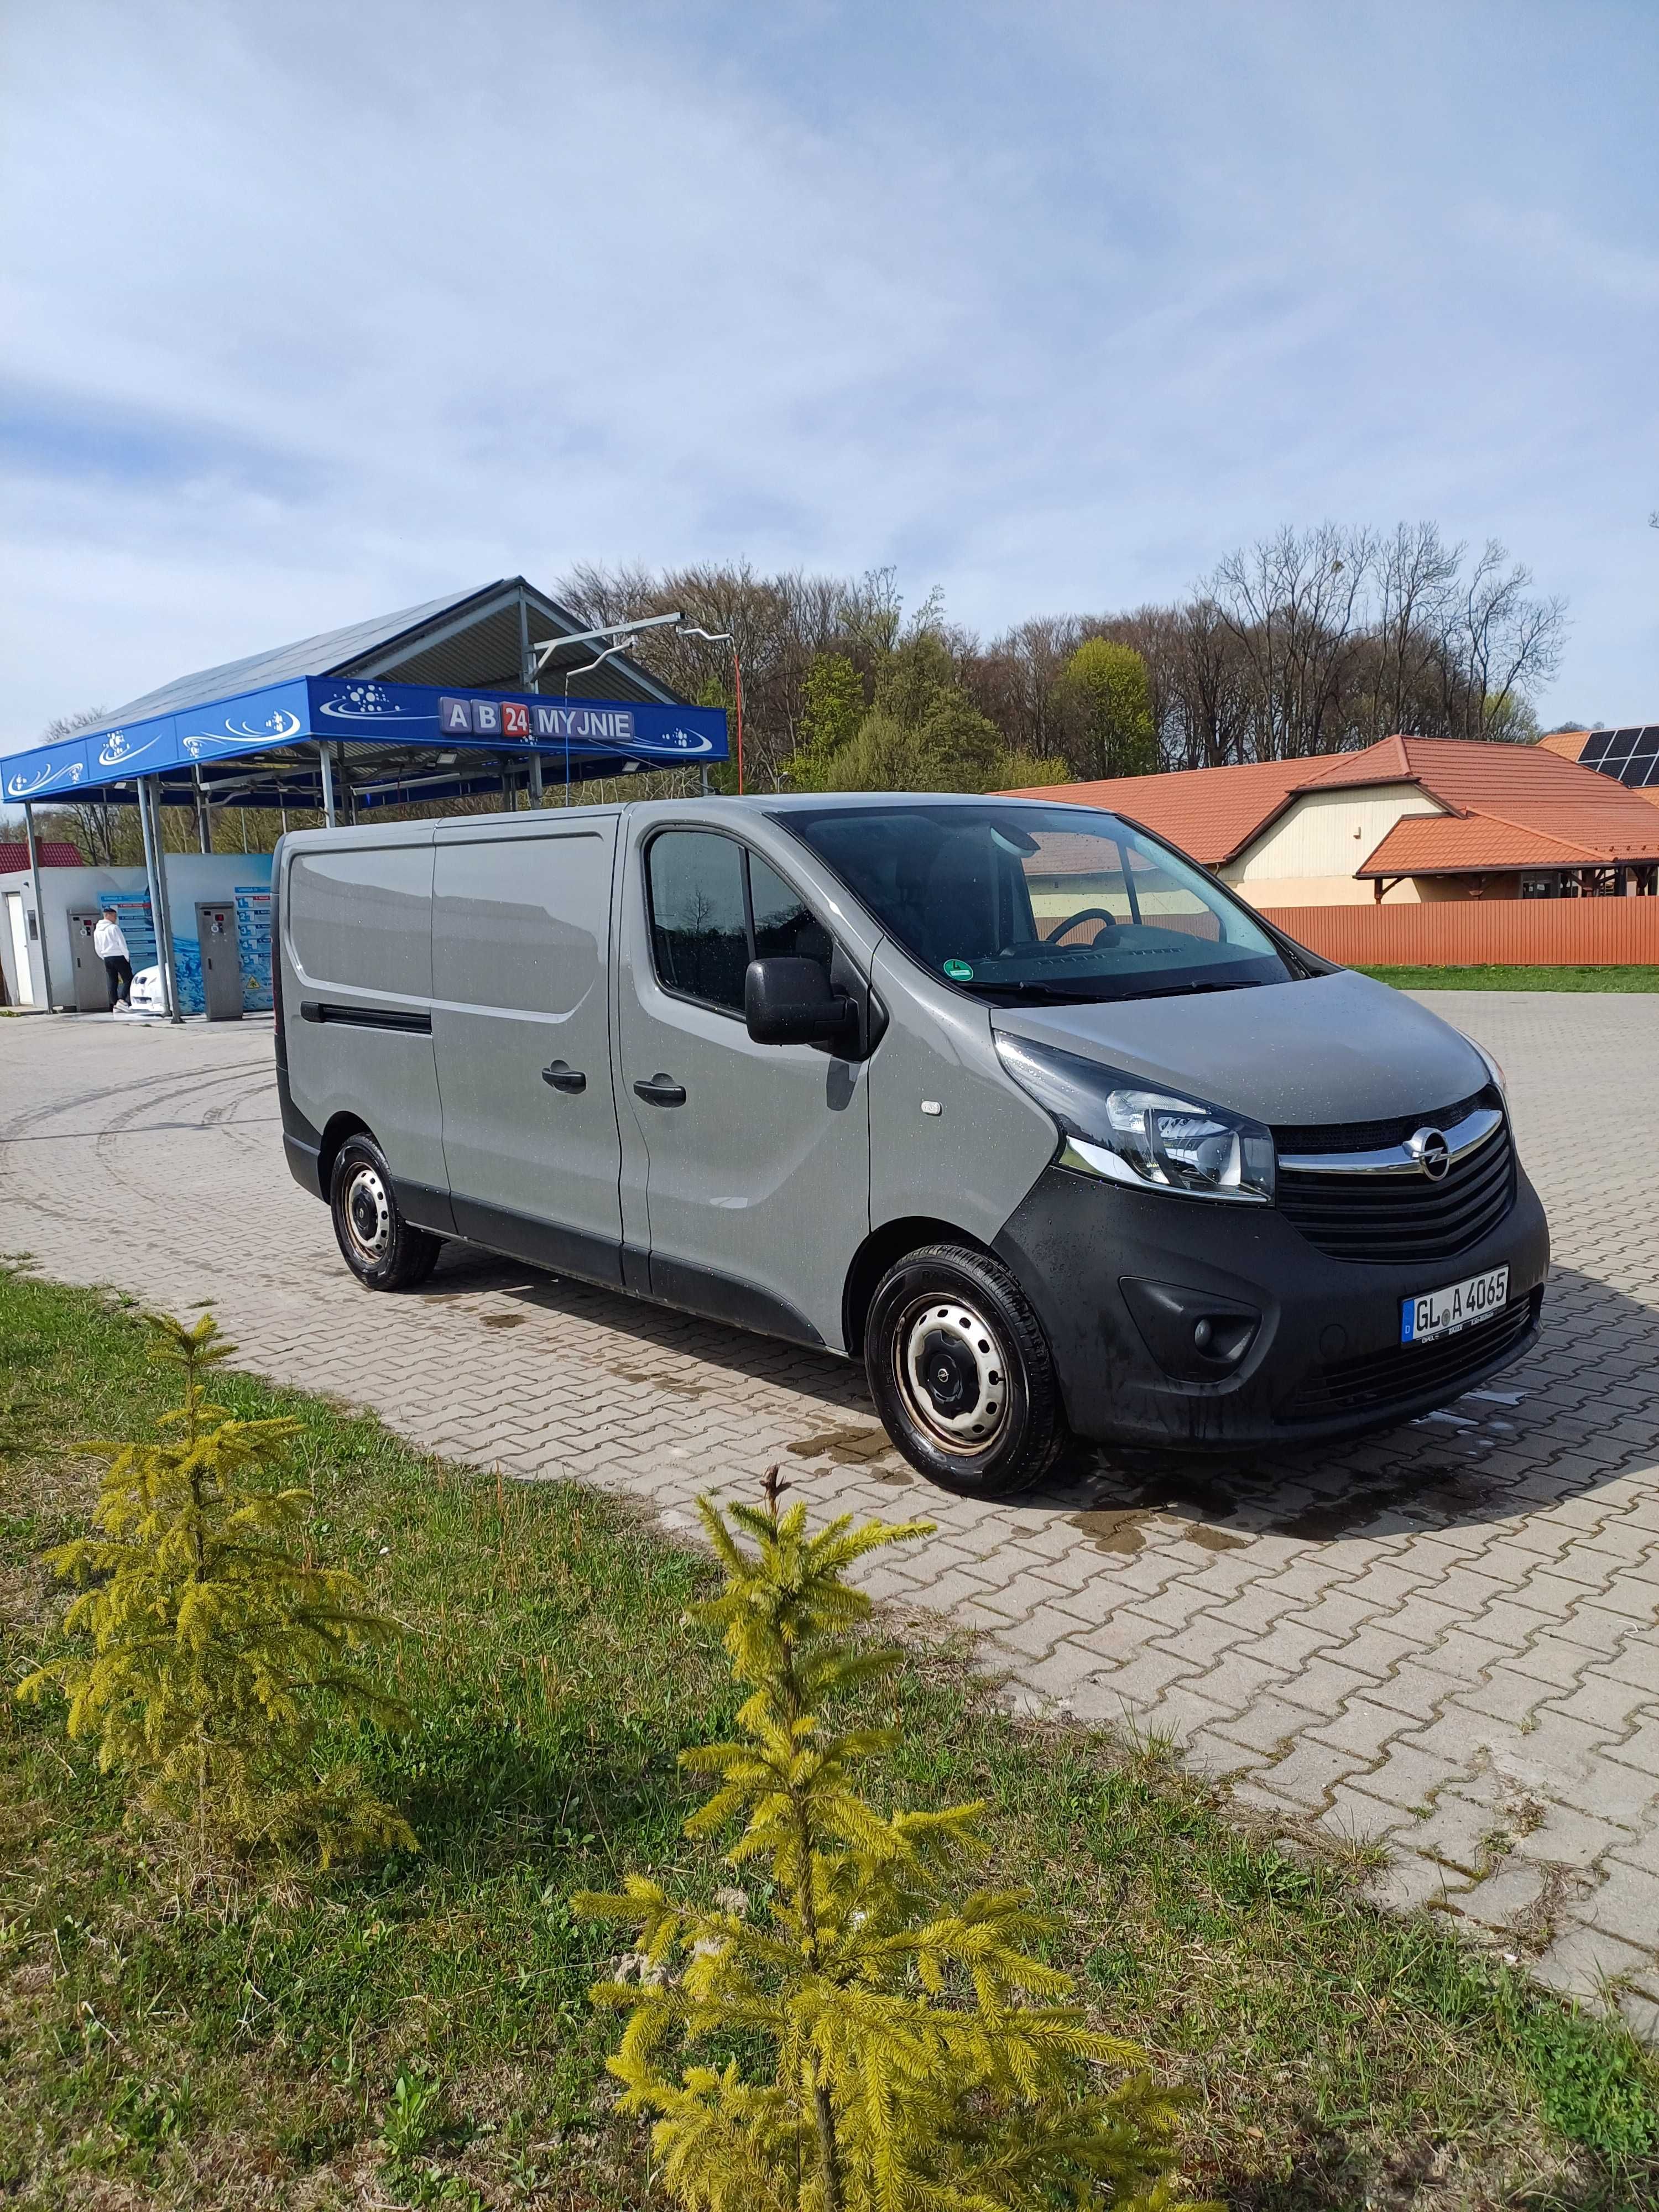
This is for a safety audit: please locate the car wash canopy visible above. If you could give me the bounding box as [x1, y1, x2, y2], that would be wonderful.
[0, 577, 728, 816]
[2, 675, 727, 813]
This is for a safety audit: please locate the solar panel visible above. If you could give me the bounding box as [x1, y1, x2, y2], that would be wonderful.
[1581, 730, 1616, 764]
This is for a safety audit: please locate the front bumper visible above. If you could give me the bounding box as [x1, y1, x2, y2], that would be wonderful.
[992, 1159, 1550, 1451]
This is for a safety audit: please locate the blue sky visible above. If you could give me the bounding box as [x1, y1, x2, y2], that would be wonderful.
[1, 0, 1655, 758]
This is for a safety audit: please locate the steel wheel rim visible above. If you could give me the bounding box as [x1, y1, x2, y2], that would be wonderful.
[893, 1292, 1010, 1457]
[343, 1162, 392, 1262]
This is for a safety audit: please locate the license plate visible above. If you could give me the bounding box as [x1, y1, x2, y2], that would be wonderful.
[1401, 1266, 1509, 1345]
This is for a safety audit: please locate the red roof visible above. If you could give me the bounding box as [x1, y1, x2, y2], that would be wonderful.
[1001, 757, 1314, 864]
[1358, 813, 1656, 877]
[0, 841, 83, 872]
[1006, 734, 1659, 875]
[1537, 729, 1590, 761]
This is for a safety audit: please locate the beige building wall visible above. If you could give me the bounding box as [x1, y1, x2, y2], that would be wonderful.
[1219, 783, 1443, 907]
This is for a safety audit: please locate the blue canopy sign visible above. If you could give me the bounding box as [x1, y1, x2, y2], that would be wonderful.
[2, 677, 727, 803]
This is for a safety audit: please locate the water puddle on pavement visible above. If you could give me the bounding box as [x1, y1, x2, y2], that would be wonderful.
[481, 1313, 525, 1330]
[1069, 1460, 1253, 1557]
[609, 1366, 708, 1400]
[1068, 1505, 1249, 1558]
[788, 1425, 912, 1481]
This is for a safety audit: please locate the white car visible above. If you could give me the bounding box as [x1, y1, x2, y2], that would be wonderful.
[124, 964, 167, 1016]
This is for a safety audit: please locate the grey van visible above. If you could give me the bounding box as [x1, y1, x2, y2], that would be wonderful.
[275, 795, 1548, 1496]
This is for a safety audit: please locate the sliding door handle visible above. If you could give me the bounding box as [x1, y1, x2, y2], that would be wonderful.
[542, 1061, 587, 1093]
[633, 1073, 687, 1108]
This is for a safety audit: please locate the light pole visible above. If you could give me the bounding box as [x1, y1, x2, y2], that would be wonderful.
[531, 611, 745, 795]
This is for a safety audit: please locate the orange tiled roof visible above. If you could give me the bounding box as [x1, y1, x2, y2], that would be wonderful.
[1009, 734, 1659, 874]
[1357, 813, 1658, 876]
[1001, 758, 1321, 864]
[1537, 729, 1590, 761]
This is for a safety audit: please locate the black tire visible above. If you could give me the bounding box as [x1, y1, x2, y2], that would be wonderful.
[864, 1242, 1066, 1498]
[329, 1134, 441, 1291]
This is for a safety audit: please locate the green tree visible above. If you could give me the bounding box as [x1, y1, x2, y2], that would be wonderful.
[17, 1312, 414, 1864]
[820, 711, 947, 794]
[785, 654, 867, 790]
[1055, 639, 1158, 780]
[578, 1488, 1208, 2212]
[871, 629, 957, 730]
[820, 702, 1069, 796]
[996, 749, 1072, 791]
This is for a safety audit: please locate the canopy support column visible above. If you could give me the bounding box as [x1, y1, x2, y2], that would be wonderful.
[21, 803, 55, 1011]
[319, 742, 337, 829]
[194, 765, 213, 853]
[519, 587, 545, 807]
[137, 778, 183, 1025]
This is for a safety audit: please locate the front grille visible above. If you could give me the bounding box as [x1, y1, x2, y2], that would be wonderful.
[1276, 1098, 1515, 1265]
[1277, 1291, 1540, 1424]
[1272, 1087, 1491, 1157]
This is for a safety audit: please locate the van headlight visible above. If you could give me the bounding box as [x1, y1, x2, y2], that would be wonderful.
[994, 1034, 1275, 1204]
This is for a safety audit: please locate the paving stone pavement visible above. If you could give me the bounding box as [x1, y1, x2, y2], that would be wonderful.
[2, 995, 1657, 2033]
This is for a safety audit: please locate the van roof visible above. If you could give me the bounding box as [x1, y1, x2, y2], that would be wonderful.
[275, 789, 1118, 853]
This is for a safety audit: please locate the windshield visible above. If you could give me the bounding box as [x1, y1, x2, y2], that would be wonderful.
[779, 802, 1293, 1005]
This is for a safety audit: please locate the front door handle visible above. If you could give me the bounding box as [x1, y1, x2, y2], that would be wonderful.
[542, 1061, 587, 1093]
[633, 1073, 687, 1108]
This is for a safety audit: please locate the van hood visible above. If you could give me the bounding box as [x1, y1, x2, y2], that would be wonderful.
[989, 971, 1488, 1128]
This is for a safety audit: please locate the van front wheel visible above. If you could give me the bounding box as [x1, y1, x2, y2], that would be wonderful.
[865, 1243, 1065, 1498]
[330, 1134, 441, 1291]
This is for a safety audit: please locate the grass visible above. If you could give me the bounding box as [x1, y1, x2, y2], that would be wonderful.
[1360, 964, 1659, 993]
[3, 1269, 1657, 2210]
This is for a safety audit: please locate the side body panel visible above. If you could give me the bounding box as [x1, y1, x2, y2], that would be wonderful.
[278, 826, 445, 1198]
[432, 817, 624, 1284]
[614, 812, 878, 1349]
[867, 940, 1060, 1246]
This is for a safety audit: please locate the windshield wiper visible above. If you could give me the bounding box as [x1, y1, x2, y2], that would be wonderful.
[957, 980, 1112, 1004]
[958, 975, 1267, 1006]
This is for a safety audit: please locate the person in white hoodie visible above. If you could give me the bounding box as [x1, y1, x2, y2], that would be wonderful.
[92, 907, 132, 1008]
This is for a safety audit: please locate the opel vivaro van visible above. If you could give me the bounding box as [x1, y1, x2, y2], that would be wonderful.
[275, 795, 1548, 1496]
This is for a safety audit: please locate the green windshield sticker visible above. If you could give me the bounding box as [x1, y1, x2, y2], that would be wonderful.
[942, 958, 974, 980]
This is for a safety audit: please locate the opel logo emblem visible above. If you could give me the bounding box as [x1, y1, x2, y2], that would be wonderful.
[1408, 1127, 1451, 1181]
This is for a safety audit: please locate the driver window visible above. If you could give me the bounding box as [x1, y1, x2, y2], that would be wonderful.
[647, 832, 749, 1013]
[647, 833, 837, 1014]
[750, 854, 833, 968]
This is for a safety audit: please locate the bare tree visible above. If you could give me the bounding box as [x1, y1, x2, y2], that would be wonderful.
[1205, 524, 1375, 759]
[1434, 541, 1566, 739]
[559, 523, 1569, 789]
[1363, 522, 1462, 745]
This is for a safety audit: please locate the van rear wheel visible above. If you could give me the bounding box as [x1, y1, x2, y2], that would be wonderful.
[330, 1134, 441, 1291]
[865, 1243, 1066, 1498]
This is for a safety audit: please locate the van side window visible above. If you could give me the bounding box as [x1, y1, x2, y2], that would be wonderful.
[647, 832, 749, 1013]
[749, 855, 833, 968]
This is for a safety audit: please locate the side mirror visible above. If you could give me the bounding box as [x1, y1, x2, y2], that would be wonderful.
[744, 956, 858, 1048]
